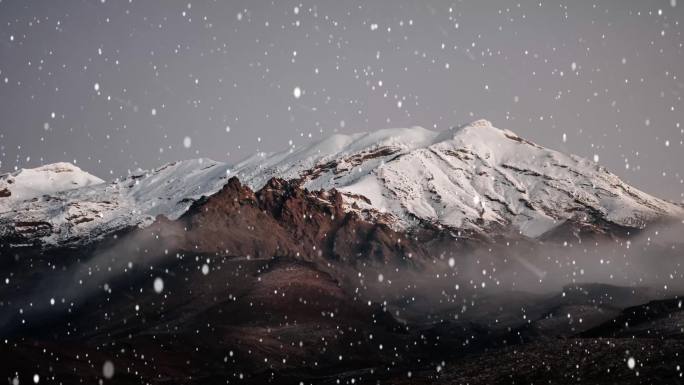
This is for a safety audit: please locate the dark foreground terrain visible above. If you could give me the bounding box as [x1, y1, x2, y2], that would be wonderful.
[2, 179, 683, 384]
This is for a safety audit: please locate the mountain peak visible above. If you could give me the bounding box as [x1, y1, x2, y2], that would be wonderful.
[231, 121, 682, 238]
[0, 162, 103, 206]
[464, 118, 494, 129]
[4, 161, 88, 175]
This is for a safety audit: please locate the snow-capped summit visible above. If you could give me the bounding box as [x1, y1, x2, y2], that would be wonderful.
[462, 118, 493, 128]
[232, 119, 682, 237]
[0, 162, 103, 207]
[0, 120, 681, 247]
[0, 158, 230, 245]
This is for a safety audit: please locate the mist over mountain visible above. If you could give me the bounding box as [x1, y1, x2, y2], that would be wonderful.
[3, 1, 684, 383]
[2, 120, 684, 384]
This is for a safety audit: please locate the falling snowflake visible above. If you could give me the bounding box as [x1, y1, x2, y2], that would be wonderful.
[103, 361, 115, 379]
[627, 357, 636, 370]
[153, 277, 164, 293]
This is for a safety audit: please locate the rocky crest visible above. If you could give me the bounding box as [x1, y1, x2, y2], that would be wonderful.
[148, 176, 427, 266]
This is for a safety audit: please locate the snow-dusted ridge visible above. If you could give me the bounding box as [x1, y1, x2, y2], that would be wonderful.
[0, 158, 229, 245]
[1, 119, 682, 246]
[233, 119, 683, 237]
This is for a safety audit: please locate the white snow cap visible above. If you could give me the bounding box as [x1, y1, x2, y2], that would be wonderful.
[232, 119, 683, 237]
[0, 162, 103, 206]
[467, 119, 493, 128]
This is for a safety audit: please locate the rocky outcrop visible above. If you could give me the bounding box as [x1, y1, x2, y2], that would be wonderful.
[148, 177, 427, 266]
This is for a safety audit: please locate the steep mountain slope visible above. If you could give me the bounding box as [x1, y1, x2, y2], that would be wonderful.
[153, 176, 426, 265]
[232, 119, 681, 238]
[0, 120, 681, 247]
[0, 158, 229, 246]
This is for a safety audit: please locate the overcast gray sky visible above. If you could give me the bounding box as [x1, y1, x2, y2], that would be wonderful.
[0, 0, 682, 201]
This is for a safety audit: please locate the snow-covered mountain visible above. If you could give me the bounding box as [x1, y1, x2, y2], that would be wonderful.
[0, 158, 230, 245]
[233, 119, 683, 237]
[0, 162, 103, 206]
[0, 119, 681, 246]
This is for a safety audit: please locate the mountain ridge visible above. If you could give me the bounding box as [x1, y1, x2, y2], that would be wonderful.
[1, 119, 681, 248]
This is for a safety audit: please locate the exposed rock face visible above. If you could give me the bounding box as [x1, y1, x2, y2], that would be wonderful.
[151, 177, 427, 266]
